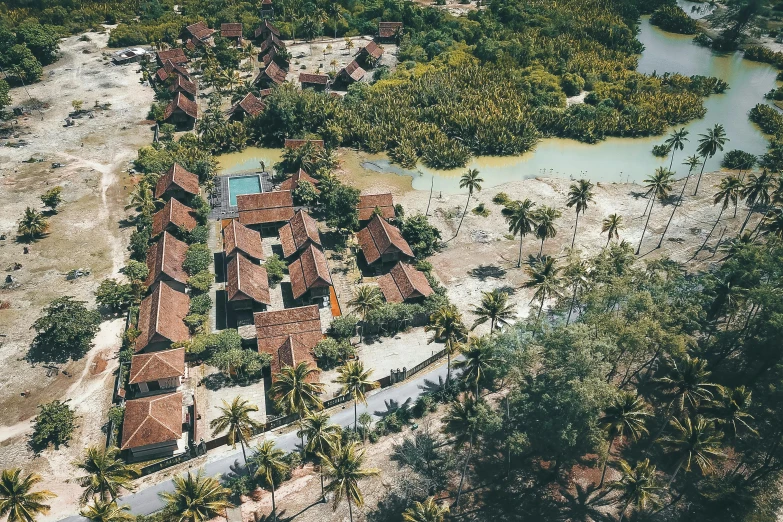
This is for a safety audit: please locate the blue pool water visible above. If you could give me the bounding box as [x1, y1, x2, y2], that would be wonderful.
[228, 175, 262, 206]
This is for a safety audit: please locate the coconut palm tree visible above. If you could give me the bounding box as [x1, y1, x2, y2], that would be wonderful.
[79, 500, 133, 522]
[566, 179, 595, 249]
[453, 169, 483, 239]
[522, 256, 563, 320]
[335, 361, 379, 432]
[739, 170, 774, 233]
[0, 469, 56, 522]
[298, 411, 340, 499]
[601, 213, 623, 248]
[124, 182, 158, 215]
[708, 386, 758, 438]
[252, 441, 288, 519]
[636, 167, 674, 255]
[658, 156, 702, 248]
[598, 393, 651, 487]
[270, 362, 324, 454]
[470, 289, 515, 333]
[17, 208, 48, 240]
[665, 127, 689, 171]
[694, 124, 729, 196]
[609, 459, 663, 522]
[209, 397, 262, 472]
[564, 257, 589, 326]
[453, 337, 498, 398]
[318, 441, 380, 522]
[161, 471, 232, 522]
[695, 175, 743, 256]
[425, 304, 468, 383]
[654, 355, 716, 418]
[501, 198, 536, 267]
[762, 206, 783, 238]
[532, 205, 561, 257]
[442, 396, 481, 512]
[348, 286, 383, 342]
[74, 446, 138, 502]
[402, 497, 449, 522]
[658, 416, 725, 487]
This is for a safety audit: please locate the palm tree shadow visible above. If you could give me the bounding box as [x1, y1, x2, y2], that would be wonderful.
[373, 397, 412, 418]
[558, 483, 616, 522]
[280, 499, 325, 521]
[419, 375, 445, 394]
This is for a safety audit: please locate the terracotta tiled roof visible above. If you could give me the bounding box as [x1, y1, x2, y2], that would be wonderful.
[169, 74, 197, 97]
[279, 169, 320, 193]
[358, 193, 395, 221]
[257, 34, 285, 56]
[270, 335, 321, 382]
[262, 0, 272, 5]
[358, 41, 384, 60]
[340, 61, 365, 82]
[299, 73, 329, 85]
[254, 20, 281, 39]
[278, 209, 321, 258]
[258, 61, 287, 85]
[223, 219, 264, 261]
[129, 348, 186, 385]
[185, 21, 215, 41]
[377, 262, 434, 303]
[185, 39, 196, 51]
[157, 49, 187, 65]
[135, 282, 191, 353]
[145, 232, 189, 287]
[156, 60, 191, 82]
[258, 88, 273, 98]
[221, 23, 243, 38]
[154, 163, 200, 198]
[121, 392, 183, 449]
[231, 92, 265, 117]
[356, 214, 414, 265]
[237, 191, 294, 225]
[288, 244, 332, 299]
[226, 253, 271, 305]
[151, 198, 198, 237]
[239, 207, 295, 226]
[284, 139, 324, 149]
[255, 305, 322, 355]
[378, 21, 403, 38]
[164, 92, 198, 121]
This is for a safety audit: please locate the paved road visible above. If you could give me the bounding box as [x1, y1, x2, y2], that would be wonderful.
[61, 360, 449, 521]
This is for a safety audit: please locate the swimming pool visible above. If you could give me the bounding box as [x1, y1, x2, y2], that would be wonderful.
[228, 175, 262, 206]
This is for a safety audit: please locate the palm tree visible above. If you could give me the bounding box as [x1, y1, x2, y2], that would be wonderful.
[522, 256, 563, 319]
[658, 156, 702, 248]
[532, 205, 561, 256]
[160, 471, 232, 522]
[253, 441, 288, 519]
[601, 213, 623, 248]
[564, 257, 588, 326]
[270, 362, 324, 456]
[470, 289, 515, 333]
[318, 441, 380, 522]
[79, 500, 133, 522]
[739, 170, 773, 233]
[209, 397, 262, 472]
[654, 355, 717, 421]
[348, 286, 383, 342]
[17, 207, 48, 240]
[502, 198, 536, 267]
[453, 337, 498, 398]
[762, 206, 783, 238]
[0, 469, 56, 522]
[298, 412, 340, 499]
[694, 124, 729, 196]
[74, 446, 138, 502]
[402, 497, 449, 522]
[695, 175, 743, 256]
[609, 459, 662, 522]
[442, 397, 480, 511]
[453, 169, 483, 239]
[708, 386, 758, 438]
[665, 127, 689, 171]
[658, 416, 725, 487]
[124, 181, 157, 215]
[566, 179, 595, 249]
[335, 361, 378, 432]
[425, 304, 468, 383]
[636, 167, 674, 255]
[598, 393, 651, 487]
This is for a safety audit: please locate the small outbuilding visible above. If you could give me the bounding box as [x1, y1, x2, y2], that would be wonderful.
[378, 22, 403, 42]
[121, 392, 184, 461]
[228, 92, 265, 121]
[154, 163, 200, 201]
[356, 214, 414, 266]
[284, 138, 324, 149]
[112, 48, 147, 65]
[135, 282, 191, 353]
[220, 23, 244, 45]
[377, 261, 434, 303]
[279, 168, 320, 194]
[299, 73, 329, 91]
[163, 92, 198, 128]
[128, 348, 186, 397]
[357, 193, 395, 222]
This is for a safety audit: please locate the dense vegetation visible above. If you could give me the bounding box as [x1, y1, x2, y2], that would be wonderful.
[650, 5, 698, 34]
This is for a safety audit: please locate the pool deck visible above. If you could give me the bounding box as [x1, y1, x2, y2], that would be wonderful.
[209, 170, 274, 220]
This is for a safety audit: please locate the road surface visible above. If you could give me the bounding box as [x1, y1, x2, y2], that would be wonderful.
[61, 359, 450, 521]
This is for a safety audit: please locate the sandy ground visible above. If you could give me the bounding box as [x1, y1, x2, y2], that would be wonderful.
[0, 29, 153, 518]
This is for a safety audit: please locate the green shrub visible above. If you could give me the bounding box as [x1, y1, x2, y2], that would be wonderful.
[328, 315, 358, 341]
[263, 254, 287, 287]
[188, 271, 214, 294]
[183, 243, 212, 275]
[652, 143, 672, 157]
[472, 202, 490, 217]
[561, 73, 585, 96]
[189, 294, 213, 315]
[492, 192, 511, 205]
[650, 5, 698, 34]
[313, 338, 356, 369]
[31, 400, 77, 450]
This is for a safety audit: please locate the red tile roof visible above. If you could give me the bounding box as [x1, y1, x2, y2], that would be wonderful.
[135, 282, 191, 353]
[270, 335, 321, 382]
[121, 392, 183, 449]
[278, 210, 322, 258]
[358, 193, 395, 221]
[340, 60, 365, 82]
[164, 92, 198, 121]
[129, 348, 186, 385]
[237, 191, 294, 226]
[378, 22, 403, 38]
[185, 21, 215, 41]
[156, 60, 191, 82]
[288, 244, 332, 300]
[254, 20, 281, 39]
[377, 262, 434, 303]
[299, 73, 329, 85]
[226, 253, 271, 305]
[279, 169, 320, 193]
[169, 74, 197, 97]
[254, 305, 322, 360]
[145, 232, 189, 287]
[358, 41, 384, 60]
[258, 88, 273, 98]
[157, 49, 187, 65]
[231, 92, 265, 117]
[154, 163, 200, 198]
[223, 219, 264, 261]
[356, 214, 414, 265]
[221, 23, 243, 38]
[151, 198, 198, 237]
[284, 139, 324, 149]
[258, 60, 287, 85]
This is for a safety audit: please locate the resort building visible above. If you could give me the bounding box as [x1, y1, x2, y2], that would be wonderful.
[338, 60, 365, 85]
[156, 49, 188, 66]
[135, 282, 191, 353]
[278, 168, 320, 193]
[288, 244, 332, 306]
[278, 209, 322, 259]
[163, 92, 197, 128]
[356, 214, 415, 267]
[121, 392, 185, 461]
[223, 219, 265, 263]
[151, 198, 198, 238]
[378, 261, 434, 303]
[183, 21, 215, 45]
[254, 306, 323, 382]
[378, 21, 403, 42]
[228, 92, 265, 121]
[356, 41, 384, 67]
[237, 190, 295, 235]
[154, 60, 191, 84]
[168, 75, 197, 100]
[299, 73, 330, 91]
[220, 23, 244, 45]
[128, 348, 186, 397]
[254, 19, 280, 42]
[357, 193, 395, 222]
[154, 163, 200, 201]
[226, 253, 272, 315]
[145, 232, 189, 291]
